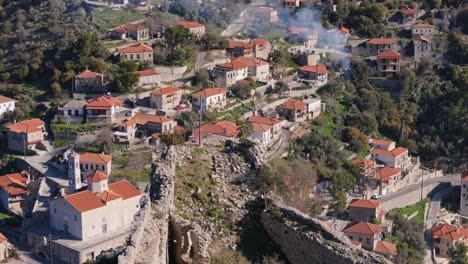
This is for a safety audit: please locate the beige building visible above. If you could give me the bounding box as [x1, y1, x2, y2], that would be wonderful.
[253, 7, 278, 23]
[432, 223, 468, 257]
[412, 23, 438, 37]
[374, 241, 397, 260]
[177, 21, 205, 40]
[214, 61, 249, 87]
[112, 23, 149, 41]
[54, 100, 86, 124]
[85, 96, 123, 123]
[348, 199, 384, 223]
[277, 98, 322, 122]
[343, 222, 382, 251]
[73, 69, 105, 94]
[0, 171, 29, 215]
[113, 113, 177, 144]
[150, 86, 184, 110]
[119, 43, 153, 63]
[371, 144, 410, 170]
[287, 26, 318, 48]
[366, 167, 402, 195]
[235, 57, 270, 81]
[377, 50, 401, 77]
[192, 88, 228, 111]
[298, 65, 328, 84]
[0, 95, 15, 120]
[79, 152, 112, 179]
[226, 39, 271, 60]
[6, 118, 47, 153]
[137, 70, 161, 88]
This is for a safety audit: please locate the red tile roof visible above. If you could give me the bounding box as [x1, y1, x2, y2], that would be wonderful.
[234, 57, 269, 67]
[137, 70, 160, 77]
[119, 113, 174, 127]
[97, 190, 121, 202]
[192, 121, 240, 139]
[339, 27, 350, 34]
[108, 180, 141, 200]
[192, 88, 228, 97]
[119, 43, 153, 53]
[250, 39, 268, 46]
[0, 173, 28, 196]
[299, 65, 328, 74]
[462, 171, 468, 181]
[369, 167, 401, 182]
[177, 21, 205, 29]
[368, 38, 396, 45]
[375, 241, 397, 256]
[247, 115, 283, 126]
[288, 26, 314, 35]
[86, 170, 109, 183]
[218, 60, 249, 70]
[370, 139, 394, 147]
[0, 95, 16, 104]
[349, 199, 380, 209]
[432, 224, 468, 241]
[400, 7, 416, 15]
[279, 99, 306, 110]
[86, 96, 123, 110]
[6, 118, 44, 134]
[351, 158, 374, 169]
[350, 240, 362, 246]
[377, 50, 401, 59]
[413, 23, 437, 28]
[252, 122, 272, 132]
[0, 233, 7, 243]
[343, 222, 382, 235]
[372, 147, 408, 157]
[228, 40, 252, 49]
[79, 152, 112, 165]
[151, 86, 183, 95]
[75, 69, 103, 79]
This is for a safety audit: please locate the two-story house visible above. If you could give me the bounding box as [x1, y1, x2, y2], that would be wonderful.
[287, 26, 318, 48]
[112, 23, 149, 41]
[366, 38, 397, 56]
[377, 50, 401, 77]
[298, 65, 328, 84]
[282, 0, 301, 11]
[54, 100, 87, 124]
[150, 86, 183, 110]
[213, 60, 249, 87]
[114, 113, 177, 144]
[0, 171, 29, 215]
[412, 23, 438, 37]
[348, 199, 384, 222]
[192, 88, 229, 111]
[234, 57, 270, 81]
[278, 98, 323, 122]
[366, 166, 402, 195]
[247, 115, 285, 146]
[177, 21, 205, 40]
[85, 96, 123, 123]
[79, 152, 112, 179]
[226, 39, 271, 60]
[372, 146, 410, 169]
[254, 7, 278, 23]
[191, 121, 240, 140]
[119, 43, 153, 63]
[0, 95, 15, 120]
[6, 118, 47, 153]
[400, 7, 416, 23]
[343, 222, 382, 251]
[432, 223, 468, 258]
[73, 69, 105, 94]
[413, 35, 432, 62]
[137, 70, 161, 88]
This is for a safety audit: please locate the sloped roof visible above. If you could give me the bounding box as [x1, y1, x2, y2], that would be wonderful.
[108, 180, 141, 200]
[0, 173, 28, 196]
[86, 170, 109, 183]
[119, 43, 153, 53]
[85, 96, 123, 110]
[368, 38, 396, 45]
[370, 167, 401, 182]
[247, 115, 283, 126]
[228, 40, 252, 49]
[413, 23, 437, 28]
[137, 70, 160, 77]
[299, 65, 328, 74]
[288, 26, 314, 35]
[192, 88, 228, 97]
[377, 50, 401, 59]
[279, 99, 306, 110]
[252, 122, 272, 132]
[343, 222, 382, 235]
[79, 152, 112, 165]
[151, 86, 183, 95]
[255, 7, 276, 13]
[177, 21, 204, 29]
[351, 158, 374, 169]
[462, 171, 468, 181]
[370, 139, 394, 147]
[0, 232, 7, 243]
[6, 118, 44, 134]
[372, 147, 408, 157]
[119, 113, 173, 128]
[339, 27, 350, 34]
[234, 57, 269, 67]
[218, 60, 249, 70]
[192, 121, 240, 139]
[115, 23, 147, 32]
[64, 190, 106, 213]
[400, 7, 416, 15]
[75, 69, 103, 79]
[0, 95, 16, 104]
[432, 224, 468, 241]
[375, 241, 397, 256]
[349, 199, 380, 209]
[250, 39, 268, 46]
[97, 190, 121, 202]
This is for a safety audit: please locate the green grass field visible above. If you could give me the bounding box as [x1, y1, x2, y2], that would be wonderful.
[390, 199, 428, 224]
[92, 9, 144, 30]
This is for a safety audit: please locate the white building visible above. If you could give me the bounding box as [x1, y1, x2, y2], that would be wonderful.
[79, 152, 112, 179]
[247, 115, 285, 146]
[0, 95, 15, 120]
[137, 70, 161, 88]
[54, 100, 86, 124]
[192, 88, 229, 111]
[370, 139, 410, 170]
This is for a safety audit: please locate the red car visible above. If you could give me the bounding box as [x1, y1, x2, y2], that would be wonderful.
[175, 104, 186, 110]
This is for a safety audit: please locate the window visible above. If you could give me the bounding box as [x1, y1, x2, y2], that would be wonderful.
[85, 164, 88, 170]
[74, 215, 77, 221]
[54, 208, 57, 214]
[102, 223, 107, 234]
[102, 165, 105, 171]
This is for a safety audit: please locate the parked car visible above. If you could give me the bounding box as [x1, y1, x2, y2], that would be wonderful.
[175, 104, 186, 110]
[370, 194, 382, 200]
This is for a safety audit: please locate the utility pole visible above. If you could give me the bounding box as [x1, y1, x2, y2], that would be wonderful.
[198, 95, 202, 147]
[420, 169, 424, 201]
[49, 233, 54, 264]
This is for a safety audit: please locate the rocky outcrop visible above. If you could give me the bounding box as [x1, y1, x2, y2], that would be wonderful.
[119, 146, 175, 264]
[261, 202, 389, 264]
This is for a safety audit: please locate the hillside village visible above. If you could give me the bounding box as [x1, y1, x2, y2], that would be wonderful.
[0, 0, 466, 263]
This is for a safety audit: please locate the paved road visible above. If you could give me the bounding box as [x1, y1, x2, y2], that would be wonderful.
[221, 0, 265, 37]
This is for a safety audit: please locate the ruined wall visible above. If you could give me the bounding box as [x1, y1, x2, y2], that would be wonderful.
[118, 146, 175, 264]
[261, 203, 388, 264]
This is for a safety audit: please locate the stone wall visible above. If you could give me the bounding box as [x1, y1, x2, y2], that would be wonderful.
[261, 202, 388, 264]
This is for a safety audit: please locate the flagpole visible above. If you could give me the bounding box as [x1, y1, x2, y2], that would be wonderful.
[198, 95, 202, 146]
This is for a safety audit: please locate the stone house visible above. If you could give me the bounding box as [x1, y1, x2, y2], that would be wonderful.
[226, 39, 271, 60]
[50, 154, 141, 263]
[0, 95, 15, 120]
[287, 26, 318, 48]
[365, 167, 402, 195]
[282, 0, 301, 11]
[6, 118, 47, 153]
[459, 172, 468, 217]
[191, 121, 240, 140]
[278, 99, 322, 122]
[412, 23, 438, 37]
[348, 199, 384, 223]
[177, 21, 205, 40]
[399, 7, 416, 24]
[213, 60, 249, 87]
[85, 96, 123, 123]
[413, 35, 432, 62]
[73, 69, 105, 94]
[377, 50, 400, 77]
[374, 241, 397, 260]
[119, 43, 153, 63]
[150, 86, 183, 110]
[0, 171, 29, 215]
[192, 88, 229, 111]
[112, 23, 149, 41]
[298, 65, 328, 84]
[366, 38, 397, 56]
[234, 57, 270, 81]
[113, 113, 177, 144]
[342, 222, 382, 251]
[432, 223, 468, 258]
[79, 152, 112, 179]
[253, 7, 278, 23]
[54, 100, 86, 124]
[372, 147, 410, 170]
[137, 70, 161, 88]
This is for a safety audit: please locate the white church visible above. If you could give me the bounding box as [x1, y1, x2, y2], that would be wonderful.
[49, 151, 142, 263]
